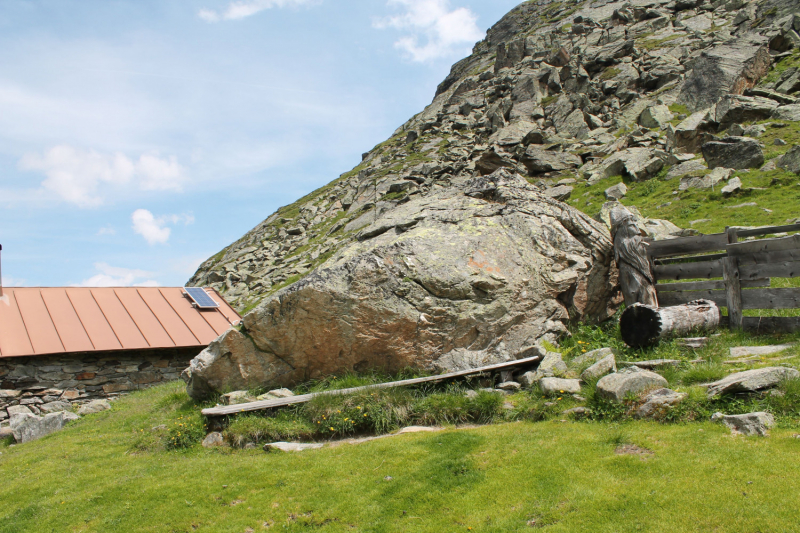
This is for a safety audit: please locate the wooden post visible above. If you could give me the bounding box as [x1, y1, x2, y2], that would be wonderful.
[723, 227, 743, 330]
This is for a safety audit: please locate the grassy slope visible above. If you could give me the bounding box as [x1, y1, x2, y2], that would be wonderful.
[3, 328, 800, 533]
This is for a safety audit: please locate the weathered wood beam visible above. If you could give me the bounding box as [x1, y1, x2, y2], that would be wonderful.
[741, 287, 800, 309]
[654, 259, 724, 281]
[723, 227, 743, 330]
[728, 234, 800, 256]
[656, 279, 769, 293]
[201, 355, 542, 417]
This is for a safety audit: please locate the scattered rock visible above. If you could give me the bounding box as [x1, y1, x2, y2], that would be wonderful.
[715, 95, 778, 129]
[771, 104, 800, 122]
[679, 167, 732, 190]
[777, 145, 800, 174]
[713, 412, 775, 436]
[77, 399, 111, 415]
[604, 182, 627, 200]
[729, 344, 796, 358]
[521, 147, 582, 174]
[635, 388, 687, 419]
[38, 401, 72, 414]
[580, 353, 616, 382]
[497, 381, 521, 391]
[596, 368, 669, 403]
[6, 405, 33, 418]
[202, 432, 225, 448]
[0, 390, 21, 399]
[639, 105, 673, 129]
[707, 367, 800, 397]
[543, 184, 573, 201]
[669, 110, 715, 153]
[570, 347, 615, 367]
[539, 377, 581, 396]
[10, 412, 71, 444]
[721, 177, 743, 196]
[702, 137, 764, 169]
[665, 159, 707, 179]
[677, 337, 709, 349]
[263, 442, 324, 452]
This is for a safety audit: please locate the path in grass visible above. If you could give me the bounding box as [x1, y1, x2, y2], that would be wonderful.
[2, 382, 800, 533]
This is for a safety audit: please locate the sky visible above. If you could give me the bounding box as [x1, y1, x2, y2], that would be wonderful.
[0, 0, 520, 288]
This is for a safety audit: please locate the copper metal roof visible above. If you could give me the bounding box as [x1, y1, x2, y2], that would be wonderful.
[0, 287, 240, 358]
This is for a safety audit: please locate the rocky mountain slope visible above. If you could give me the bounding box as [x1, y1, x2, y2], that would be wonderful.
[184, 0, 800, 398]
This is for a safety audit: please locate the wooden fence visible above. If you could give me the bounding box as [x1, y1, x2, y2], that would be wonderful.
[647, 223, 800, 333]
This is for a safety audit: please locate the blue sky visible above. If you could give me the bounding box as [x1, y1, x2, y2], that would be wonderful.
[0, 0, 519, 288]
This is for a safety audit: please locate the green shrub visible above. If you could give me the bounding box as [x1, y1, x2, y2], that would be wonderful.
[164, 414, 205, 450]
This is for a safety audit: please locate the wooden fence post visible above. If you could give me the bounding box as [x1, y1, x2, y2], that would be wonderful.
[723, 226, 743, 330]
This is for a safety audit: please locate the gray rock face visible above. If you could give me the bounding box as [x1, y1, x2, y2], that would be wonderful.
[183, 170, 617, 399]
[715, 412, 775, 436]
[539, 377, 581, 396]
[677, 36, 772, 112]
[669, 109, 716, 153]
[596, 368, 669, 403]
[679, 167, 732, 190]
[635, 388, 687, 419]
[521, 147, 581, 174]
[702, 137, 765, 169]
[10, 412, 70, 444]
[77, 399, 111, 415]
[715, 95, 779, 128]
[772, 104, 800, 121]
[580, 353, 616, 382]
[777, 145, 800, 173]
[666, 160, 707, 180]
[707, 367, 800, 397]
[639, 105, 673, 129]
[583, 148, 669, 182]
[604, 183, 627, 200]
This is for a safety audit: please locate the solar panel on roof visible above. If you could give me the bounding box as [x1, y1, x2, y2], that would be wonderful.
[183, 287, 220, 309]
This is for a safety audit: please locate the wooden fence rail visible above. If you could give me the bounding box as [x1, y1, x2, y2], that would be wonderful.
[647, 223, 800, 332]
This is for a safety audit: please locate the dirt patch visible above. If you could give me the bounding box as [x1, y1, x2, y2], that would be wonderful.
[615, 444, 654, 458]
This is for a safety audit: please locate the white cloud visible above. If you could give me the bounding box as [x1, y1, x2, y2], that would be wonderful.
[18, 146, 185, 208]
[131, 209, 194, 245]
[75, 262, 159, 287]
[373, 0, 484, 62]
[1, 276, 26, 288]
[96, 225, 116, 236]
[198, 0, 319, 22]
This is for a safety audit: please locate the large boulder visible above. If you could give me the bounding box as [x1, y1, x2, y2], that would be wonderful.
[777, 145, 800, 173]
[595, 367, 669, 403]
[184, 170, 618, 400]
[521, 147, 582, 174]
[714, 95, 779, 129]
[707, 367, 800, 397]
[771, 104, 800, 121]
[701, 137, 765, 169]
[583, 148, 669, 182]
[677, 36, 772, 112]
[668, 109, 716, 153]
[10, 412, 71, 444]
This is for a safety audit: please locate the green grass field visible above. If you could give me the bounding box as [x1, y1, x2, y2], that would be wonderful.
[3, 320, 800, 533]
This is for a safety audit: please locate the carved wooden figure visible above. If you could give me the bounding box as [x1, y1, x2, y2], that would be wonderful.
[611, 209, 658, 307]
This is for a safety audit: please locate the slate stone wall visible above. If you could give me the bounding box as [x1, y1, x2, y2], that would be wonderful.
[0, 347, 199, 423]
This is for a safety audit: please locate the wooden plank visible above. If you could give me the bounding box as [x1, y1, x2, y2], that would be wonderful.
[201, 355, 542, 417]
[736, 223, 800, 238]
[656, 279, 769, 293]
[739, 260, 800, 280]
[741, 287, 800, 309]
[655, 252, 727, 266]
[646, 233, 728, 259]
[657, 290, 728, 307]
[728, 234, 800, 256]
[742, 316, 800, 333]
[724, 227, 743, 330]
[738, 249, 800, 266]
[654, 259, 723, 281]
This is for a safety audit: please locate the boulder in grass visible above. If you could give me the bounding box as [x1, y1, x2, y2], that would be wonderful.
[539, 377, 581, 396]
[202, 432, 225, 448]
[701, 137, 764, 169]
[706, 367, 800, 398]
[721, 177, 742, 197]
[596, 368, 669, 403]
[635, 388, 687, 419]
[77, 399, 111, 415]
[10, 412, 70, 444]
[714, 95, 778, 129]
[777, 145, 800, 174]
[713, 412, 774, 436]
[580, 353, 616, 382]
[604, 183, 627, 200]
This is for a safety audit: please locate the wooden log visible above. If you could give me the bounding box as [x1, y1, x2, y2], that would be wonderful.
[201, 355, 541, 417]
[646, 233, 728, 259]
[741, 316, 800, 333]
[741, 287, 800, 309]
[656, 279, 769, 292]
[654, 252, 727, 265]
[620, 300, 720, 348]
[727, 233, 800, 256]
[736, 223, 800, 238]
[654, 259, 723, 281]
[723, 227, 743, 330]
[737, 249, 800, 265]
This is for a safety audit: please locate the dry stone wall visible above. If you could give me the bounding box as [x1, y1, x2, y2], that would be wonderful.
[0, 347, 198, 424]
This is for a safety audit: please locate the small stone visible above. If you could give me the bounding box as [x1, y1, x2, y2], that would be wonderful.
[266, 388, 294, 398]
[263, 442, 324, 452]
[221, 391, 255, 405]
[635, 388, 687, 419]
[561, 407, 587, 416]
[539, 377, 581, 396]
[202, 432, 225, 448]
[716, 412, 774, 436]
[774, 139, 787, 146]
[6, 405, 33, 418]
[38, 401, 72, 414]
[497, 381, 521, 391]
[580, 354, 616, 382]
[721, 177, 742, 197]
[570, 347, 615, 367]
[604, 182, 627, 200]
[596, 368, 668, 403]
[77, 399, 111, 415]
[0, 390, 21, 399]
[729, 344, 796, 358]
